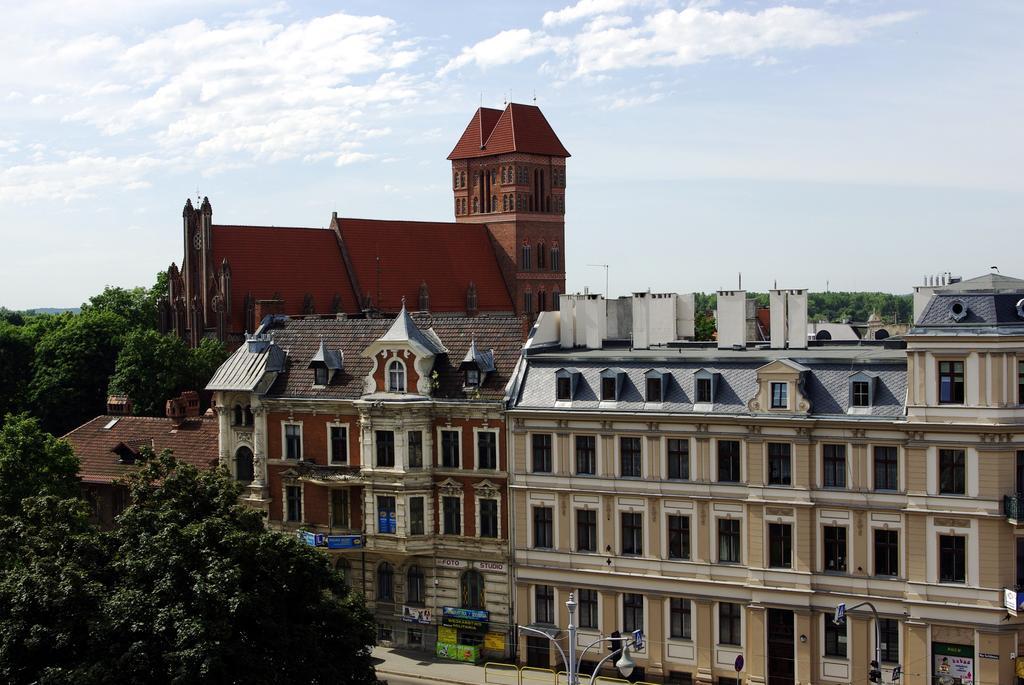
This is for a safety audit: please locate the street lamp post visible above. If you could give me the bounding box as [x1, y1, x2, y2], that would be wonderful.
[834, 601, 884, 683]
[518, 592, 642, 685]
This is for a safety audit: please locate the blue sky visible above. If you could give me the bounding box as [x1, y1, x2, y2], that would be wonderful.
[1, 0, 1021, 309]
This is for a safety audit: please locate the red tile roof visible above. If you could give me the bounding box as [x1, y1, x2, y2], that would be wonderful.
[448, 103, 570, 160]
[335, 218, 513, 312]
[63, 415, 219, 484]
[212, 225, 360, 331]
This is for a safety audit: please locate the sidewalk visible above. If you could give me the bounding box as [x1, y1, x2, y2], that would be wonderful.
[372, 645, 495, 684]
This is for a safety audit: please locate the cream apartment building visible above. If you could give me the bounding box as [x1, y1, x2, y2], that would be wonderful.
[506, 277, 1024, 685]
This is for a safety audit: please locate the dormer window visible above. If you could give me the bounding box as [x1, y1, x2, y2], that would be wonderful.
[388, 360, 406, 393]
[314, 366, 328, 386]
[645, 370, 669, 402]
[848, 371, 878, 409]
[694, 369, 719, 404]
[555, 368, 581, 401]
[600, 369, 626, 401]
[308, 339, 342, 387]
[459, 339, 495, 390]
[770, 382, 788, 409]
[465, 368, 480, 387]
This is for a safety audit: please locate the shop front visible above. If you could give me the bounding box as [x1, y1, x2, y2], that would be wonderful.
[933, 642, 975, 685]
[437, 607, 489, 663]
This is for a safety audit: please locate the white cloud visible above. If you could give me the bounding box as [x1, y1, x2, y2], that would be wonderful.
[438, 29, 569, 76]
[442, 4, 917, 78]
[0, 152, 166, 203]
[0, 9, 428, 202]
[605, 92, 663, 109]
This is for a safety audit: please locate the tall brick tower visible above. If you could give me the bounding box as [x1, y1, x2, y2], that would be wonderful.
[448, 103, 569, 318]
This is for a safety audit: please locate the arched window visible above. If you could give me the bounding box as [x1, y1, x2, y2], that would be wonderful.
[460, 570, 485, 610]
[517, 194, 523, 211]
[407, 565, 425, 605]
[502, 195, 508, 212]
[232, 405, 243, 426]
[490, 170, 497, 184]
[537, 242, 546, 269]
[550, 243, 561, 271]
[490, 195, 497, 213]
[418, 282, 429, 312]
[524, 288, 534, 314]
[460, 171, 466, 187]
[387, 360, 406, 393]
[538, 289, 547, 313]
[455, 199, 461, 215]
[472, 197, 479, 213]
[467, 281, 478, 313]
[521, 242, 531, 270]
[377, 562, 394, 601]
[816, 330, 832, 341]
[335, 558, 350, 589]
[453, 172, 459, 189]
[244, 405, 253, 425]
[501, 167, 507, 184]
[234, 446, 254, 482]
[552, 288, 560, 309]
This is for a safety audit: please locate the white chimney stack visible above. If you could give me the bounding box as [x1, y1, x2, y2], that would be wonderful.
[560, 293, 607, 349]
[717, 290, 747, 349]
[769, 288, 808, 349]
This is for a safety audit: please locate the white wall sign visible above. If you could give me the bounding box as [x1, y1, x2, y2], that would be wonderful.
[438, 558, 467, 569]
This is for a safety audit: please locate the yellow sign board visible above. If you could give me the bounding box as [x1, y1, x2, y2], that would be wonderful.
[484, 631, 506, 651]
[438, 626, 457, 644]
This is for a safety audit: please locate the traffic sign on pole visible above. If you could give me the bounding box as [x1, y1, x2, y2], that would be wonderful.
[834, 602, 846, 624]
[735, 655, 744, 672]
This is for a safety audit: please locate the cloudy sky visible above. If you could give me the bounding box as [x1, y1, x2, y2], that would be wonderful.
[1, 0, 1021, 308]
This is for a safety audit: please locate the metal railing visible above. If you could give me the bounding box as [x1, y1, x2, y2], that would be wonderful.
[484, 663, 657, 685]
[1004, 494, 1024, 521]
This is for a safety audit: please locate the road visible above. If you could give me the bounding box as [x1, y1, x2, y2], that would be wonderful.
[378, 674, 472, 685]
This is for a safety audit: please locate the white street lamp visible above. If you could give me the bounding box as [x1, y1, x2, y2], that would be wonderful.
[615, 645, 636, 678]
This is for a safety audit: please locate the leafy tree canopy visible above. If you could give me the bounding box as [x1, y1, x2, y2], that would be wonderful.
[0, 414, 80, 518]
[0, 323, 38, 421]
[81, 285, 159, 331]
[28, 310, 127, 435]
[109, 330, 192, 416]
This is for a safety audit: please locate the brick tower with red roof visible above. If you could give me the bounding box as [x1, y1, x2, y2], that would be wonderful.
[448, 103, 568, 320]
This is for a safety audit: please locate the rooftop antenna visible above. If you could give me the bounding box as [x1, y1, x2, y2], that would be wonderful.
[532, 89, 537, 103]
[587, 263, 609, 298]
[991, 265, 1000, 273]
[479, 92, 483, 107]
[738, 272, 742, 290]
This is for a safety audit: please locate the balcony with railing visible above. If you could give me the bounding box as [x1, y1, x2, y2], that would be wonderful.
[1004, 493, 1024, 523]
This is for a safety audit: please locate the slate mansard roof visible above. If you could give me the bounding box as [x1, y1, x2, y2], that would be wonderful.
[513, 349, 908, 420]
[913, 290, 1024, 334]
[209, 314, 526, 402]
[63, 415, 219, 485]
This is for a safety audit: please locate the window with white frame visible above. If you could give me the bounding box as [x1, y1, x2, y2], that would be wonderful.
[407, 431, 423, 468]
[623, 593, 644, 633]
[476, 430, 498, 470]
[387, 359, 406, 393]
[718, 602, 741, 645]
[442, 496, 461, 535]
[669, 598, 692, 640]
[329, 424, 348, 464]
[441, 430, 460, 468]
[770, 382, 788, 409]
[479, 498, 499, 538]
[409, 496, 425, 535]
[285, 484, 302, 522]
[284, 423, 302, 460]
[578, 589, 598, 629]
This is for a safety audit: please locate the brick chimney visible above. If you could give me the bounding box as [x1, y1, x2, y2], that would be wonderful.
[165, 391, 201, 422]
[106, 395, 133, 415]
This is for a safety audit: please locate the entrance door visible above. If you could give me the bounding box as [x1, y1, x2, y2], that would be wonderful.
[526, 636, 550, 668]
[766, 608, 795, 685]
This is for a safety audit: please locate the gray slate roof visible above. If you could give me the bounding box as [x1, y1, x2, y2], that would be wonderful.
[514, 356, 907, 419]
[913, 291, 1024, 333]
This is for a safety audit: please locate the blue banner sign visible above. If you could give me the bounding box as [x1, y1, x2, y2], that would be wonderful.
[442, 607, 489, 622]
[326, 534, 363, 549]
[378, 512, 396, 534]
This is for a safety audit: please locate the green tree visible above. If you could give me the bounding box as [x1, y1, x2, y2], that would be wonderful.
[81, 284, 158, 331]
[28, 310, 126, 435]
[109, 330, 192, 416]
[100, 450, 378, 684]
[0, 322, 37, 421]
[188, 337, 229, 391]
[0, 414, 80, 518]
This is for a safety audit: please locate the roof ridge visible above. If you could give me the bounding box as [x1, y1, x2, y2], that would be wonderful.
[508, 103, 517, 150]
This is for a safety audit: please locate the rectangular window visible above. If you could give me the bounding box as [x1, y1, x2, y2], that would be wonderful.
[285, 424, 301, 460]
[770, 382, 788, 409]
[1017, 537, 1024, 589]
[874, 529, 899, 576]
[556, 376, 572, 400]
[938, 360, 965, 404]
[767, 442, 791, 486]
[667, 438, 689, 480]
[822, 444, 847, 488]
[873, 445, 899, 491]
[409, 496, 425, 536]
[1018, 450, 1024, 495]
[407, 431, 423, 468]
[1019, 361, 1024, 405]
[718, 602, 741, 646]
[285, 485, 302, 522]
[825, 618, 847, 658]
[601, 376, 617, 401]
[479, 499, 498, 538]
[939, 535, 966, 583]
[578, 589, 598, 629]
[330, 426, 348, 464]
[376, 430, 395, 467]
[646, 377, 662, 402]
[532, 434, 553, 473]
[669, 598, 692, 639]
[668, 515, 691, 560]
[852, 380, 871, 407]
[879, 619, 899, 663]
[377, 495, 396, 534]
[768, 523, 792, 568]
[576, 509, 597, 552]
[621, 512, 643, 555]
[442, 496, 461, 535]
[718, 519, 740, 563]
[695, 377, 712, 403]
[535, 585, 554, 624]
[667, 674, 693, 685]
[620, 437, 642, 477]
[408, 627, 423, 646]
[823, 525, 847, 572]
[938, 448, 966, 495]
[575, 435, 596, 475]
[623, 593, 644, 633]
[718, 440, 741, 483]
[477, 431, 497, 470]
[441, 430, 460, 468]
[533, 506, 553, 549]
[331, 489, 349, 529]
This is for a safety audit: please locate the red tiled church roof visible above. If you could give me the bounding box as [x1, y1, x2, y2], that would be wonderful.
[335, 218, 513, 312]
[63, 415, 219, 484]
[448, 103, 570, 160]
[212, 225, 360, 331]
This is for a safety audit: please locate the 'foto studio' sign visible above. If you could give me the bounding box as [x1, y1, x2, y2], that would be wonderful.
[438, 558, 506, 573]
